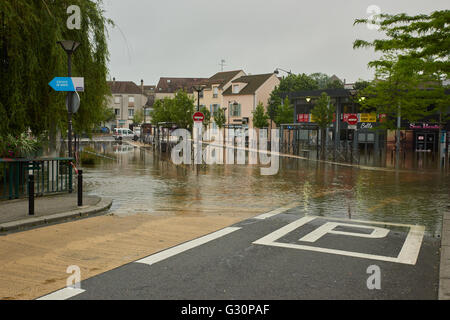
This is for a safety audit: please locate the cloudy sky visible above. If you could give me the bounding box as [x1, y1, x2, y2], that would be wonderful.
[103, 0, 449, 86]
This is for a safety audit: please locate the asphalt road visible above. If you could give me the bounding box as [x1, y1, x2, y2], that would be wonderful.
[40, 206, 440, 300]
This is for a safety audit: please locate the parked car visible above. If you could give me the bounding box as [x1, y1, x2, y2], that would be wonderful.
[113, 128, 139, 141]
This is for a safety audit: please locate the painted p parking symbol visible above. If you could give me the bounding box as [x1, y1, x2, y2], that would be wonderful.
[299, 222, 390, 243]
[253, 216, 425, 265]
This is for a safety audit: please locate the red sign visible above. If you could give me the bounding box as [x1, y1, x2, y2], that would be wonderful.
[193, 112, 205, 123]
[297, 114, 310, 123]
[347, 114, 358, 125]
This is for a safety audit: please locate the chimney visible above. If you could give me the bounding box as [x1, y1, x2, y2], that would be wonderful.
[113, 77, 116, 85]
[141, 79, 144, 94]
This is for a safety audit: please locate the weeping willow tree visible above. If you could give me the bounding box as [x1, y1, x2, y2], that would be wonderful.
[0, 0, 113, 150]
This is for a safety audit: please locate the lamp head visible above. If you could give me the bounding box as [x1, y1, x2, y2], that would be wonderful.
[57, 40, 81, 54]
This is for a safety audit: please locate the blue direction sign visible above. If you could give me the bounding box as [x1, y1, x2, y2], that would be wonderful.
[49, 77, 84, 92]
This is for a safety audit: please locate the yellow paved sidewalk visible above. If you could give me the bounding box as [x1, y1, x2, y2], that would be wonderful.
[0, 206, 267, 300]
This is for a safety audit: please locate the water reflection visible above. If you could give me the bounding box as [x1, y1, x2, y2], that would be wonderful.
[79, 141, 449, 237]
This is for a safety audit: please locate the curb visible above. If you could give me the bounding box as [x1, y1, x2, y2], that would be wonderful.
[0, 198, 113, 233]
[439, 209, 450, 300]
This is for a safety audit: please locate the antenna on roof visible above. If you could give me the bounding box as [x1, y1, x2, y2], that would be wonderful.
[219, 59, 227, 72]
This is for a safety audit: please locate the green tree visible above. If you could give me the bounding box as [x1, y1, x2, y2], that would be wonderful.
[150, 98, 172, 124]
[132, 109, 144, 125]
[353, 79, 371, 91]
[214, 107, 226, 129]
[252, 102, 269, 128]
[311, 93, 335, 159]
[353, 10, 450, 77]
[354, 10, 450, 126]
[274, 97, 294, 127]
[268, 74, 318, 128]
[170, 90, 195, 130]
[100, 107, 115, 127]
[200, 106, 211, 130]
[0, 1, 113, 146]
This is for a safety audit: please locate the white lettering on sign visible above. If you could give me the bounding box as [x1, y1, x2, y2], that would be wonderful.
[67, 5, 81, 30]
[361, 123, 373, 129]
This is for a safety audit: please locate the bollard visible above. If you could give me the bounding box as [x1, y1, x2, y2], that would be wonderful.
[77, 170, 83, 207]
[28, 174, 35, 216]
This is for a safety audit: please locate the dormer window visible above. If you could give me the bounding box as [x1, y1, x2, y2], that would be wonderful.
[233, 85, 239, 94]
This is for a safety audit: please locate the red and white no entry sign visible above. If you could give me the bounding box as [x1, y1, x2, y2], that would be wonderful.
[193, 112, 205, 123]
[347, 114, 358, 126]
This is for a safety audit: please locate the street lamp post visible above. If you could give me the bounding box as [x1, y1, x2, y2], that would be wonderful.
[274, 68, 293, 76]
[193, 85, 205, 112]
[57, 40, 80, 159]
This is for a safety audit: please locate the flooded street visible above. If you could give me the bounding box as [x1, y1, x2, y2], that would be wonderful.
[81, 141, 449, 237]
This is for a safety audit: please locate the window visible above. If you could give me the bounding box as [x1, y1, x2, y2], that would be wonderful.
[144, 108, 151, 116]
[213, 86, 219, 98]
[114, 96, 121, 104]
[115, 109, 120, 116]
[129, 96, 135, 103]
[211, 104, 220, 115]
[128, 109, 135, 118]
[230, 103, 241, 117]
[233, 85, 239, 94]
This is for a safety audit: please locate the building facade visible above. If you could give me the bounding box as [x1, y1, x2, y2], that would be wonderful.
[194, 70, 246, 130]
[222, 73, 280, 129]
[107, 79, 148, 130]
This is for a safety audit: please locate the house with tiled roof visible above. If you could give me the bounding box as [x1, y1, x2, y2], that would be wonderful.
[194, 70, 246, 131]
[106, 78, 148, 130]
[222, 73, 280, 129]
[155, 77, 208, 101]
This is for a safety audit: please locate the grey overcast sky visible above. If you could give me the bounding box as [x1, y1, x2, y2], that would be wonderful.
[103, 0, 449, 85]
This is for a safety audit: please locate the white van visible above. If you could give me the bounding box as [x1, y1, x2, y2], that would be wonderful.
[113, 128, 138, 141]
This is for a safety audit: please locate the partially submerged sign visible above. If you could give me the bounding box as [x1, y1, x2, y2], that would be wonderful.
[49, 77, 84, 92]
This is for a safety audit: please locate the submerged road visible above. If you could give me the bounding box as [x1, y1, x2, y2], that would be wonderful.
[39, 204, 440, 300]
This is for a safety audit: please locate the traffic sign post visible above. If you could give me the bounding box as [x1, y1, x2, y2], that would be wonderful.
[193, 112, 205, 123]
[66, 92, 81, 114]
[49, 77, 84, 92]
[347, 115, 358, 126]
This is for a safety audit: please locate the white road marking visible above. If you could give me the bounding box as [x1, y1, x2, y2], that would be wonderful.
[253, 216, 425, 265]
[37, 287, 85, 300]
[136, 227, 241, 266]
[253, 202, 300, 220]
[299, 222, 390, 242]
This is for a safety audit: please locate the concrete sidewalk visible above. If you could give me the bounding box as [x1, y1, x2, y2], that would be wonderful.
[0, 194, 112, 233]
[439, 208, 450, 300]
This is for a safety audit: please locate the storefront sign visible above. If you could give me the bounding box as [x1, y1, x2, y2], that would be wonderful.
[360, 113, 377, 123]
[359, 123, 374, 129]
[409, 123, 441, 130]
[297, 114, 310, 123]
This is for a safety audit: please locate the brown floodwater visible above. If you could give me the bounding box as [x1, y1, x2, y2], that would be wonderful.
[80, 141, 449, 237]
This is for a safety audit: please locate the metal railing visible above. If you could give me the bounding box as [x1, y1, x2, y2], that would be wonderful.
[0, 158, 74, 201]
